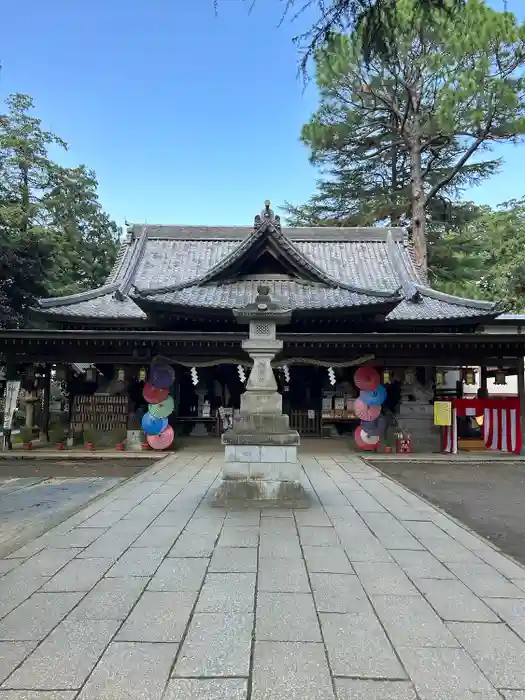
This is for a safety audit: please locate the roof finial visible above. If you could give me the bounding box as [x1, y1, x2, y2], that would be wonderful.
[254, 200, 280, 231]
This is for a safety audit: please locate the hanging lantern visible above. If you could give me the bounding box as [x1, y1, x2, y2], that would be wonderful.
[435, 370, 446, 387]
[190, 367, 199, 386]
[283, 365, 290, 383]
[116, 367, 125, 381]
[463, 368, 476, 386]
[494, 369, 507, 386]
[237, 365, 246, 383]
[327, 367, 336, 386]
[382, 369, 391, 385]
[86, 366, 97, 383]
[404, 369, 414, 385]
[139, 367, 147, 382]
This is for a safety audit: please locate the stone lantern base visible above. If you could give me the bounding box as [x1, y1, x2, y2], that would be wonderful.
[212, 424, 310, 508]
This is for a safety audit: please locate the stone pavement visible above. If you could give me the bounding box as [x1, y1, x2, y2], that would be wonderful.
[0, 476, 124, 558]
[0, 451, 525, 700]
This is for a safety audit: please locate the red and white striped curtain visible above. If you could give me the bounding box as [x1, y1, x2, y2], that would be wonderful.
[483, 406, 521, 453]
[443, 407, 458, 454]
[443, 398, 521, 454]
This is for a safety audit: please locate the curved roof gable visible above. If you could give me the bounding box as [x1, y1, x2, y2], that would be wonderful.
[136, 202, 398, 299]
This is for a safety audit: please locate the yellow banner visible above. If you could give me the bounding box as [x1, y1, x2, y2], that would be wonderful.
[434, 401, 452, 426]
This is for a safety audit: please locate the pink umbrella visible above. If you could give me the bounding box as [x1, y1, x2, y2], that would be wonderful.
[147, 424, 174, 451]
[354, 398, 381, 421]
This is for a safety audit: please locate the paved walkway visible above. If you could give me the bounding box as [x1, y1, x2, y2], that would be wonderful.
[0, 452, 525, 700]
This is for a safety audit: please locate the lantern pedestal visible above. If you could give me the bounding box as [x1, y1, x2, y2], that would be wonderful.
[213, 279, 309, 509]
[126, 430, 143, 450]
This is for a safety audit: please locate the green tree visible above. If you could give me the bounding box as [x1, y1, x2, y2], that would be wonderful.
[295, 0, 525, 268]
[0, 93, 66, 236]
[474, 198, 525, 310]
[222, 0, 466, 68]
[426, 201, 488, 296]
[43, 165, 120, 296]
[0, 227, 52, 327]
[0, 93, 119, 316]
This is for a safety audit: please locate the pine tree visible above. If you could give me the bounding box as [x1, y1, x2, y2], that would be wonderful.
[292, 0, 525, 269]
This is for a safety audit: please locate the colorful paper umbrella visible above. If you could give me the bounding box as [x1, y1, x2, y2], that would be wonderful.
[149, 364, 175, 389]
[143, 383, 169, 405]
[141, 412, 168, 435]
[148, 396, 175, 419]
[147, 424, 174, 450]
[361, 415, 387, 438]
[354, 366, 380, 391]
[354, 398, 381, 421]
[354, 425, 380, 451]
[360, 385, 387, 407]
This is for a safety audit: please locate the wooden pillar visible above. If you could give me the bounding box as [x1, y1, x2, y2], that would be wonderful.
[40, 365, 51, 442]
[518, 356, 525, 455]
[478, 367, 489, 399]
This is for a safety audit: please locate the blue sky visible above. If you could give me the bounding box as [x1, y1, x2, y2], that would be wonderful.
[0, 0, 523, 227]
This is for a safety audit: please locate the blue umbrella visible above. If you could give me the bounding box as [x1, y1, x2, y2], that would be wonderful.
[360, 385, 386, 407]
[141, 412, 168, 436]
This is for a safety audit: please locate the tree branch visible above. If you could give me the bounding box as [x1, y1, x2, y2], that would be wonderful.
[423, 133, 488, 207]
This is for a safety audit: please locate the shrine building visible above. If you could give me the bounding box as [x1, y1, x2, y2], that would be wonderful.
[2, 201, 525, 453]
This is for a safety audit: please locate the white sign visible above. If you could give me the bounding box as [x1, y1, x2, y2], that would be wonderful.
[3, 380, 21, 449]
[308, 409, 315, 420]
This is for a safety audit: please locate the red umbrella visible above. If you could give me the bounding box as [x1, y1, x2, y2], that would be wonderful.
[354, 365, 380, 391]
[355, 425, 380, 451]
[143, 383, 169, 404]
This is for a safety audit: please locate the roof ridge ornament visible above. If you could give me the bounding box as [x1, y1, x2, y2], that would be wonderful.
[254, 200, 281, 232]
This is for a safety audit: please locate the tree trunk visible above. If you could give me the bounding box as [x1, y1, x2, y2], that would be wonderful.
[390, 134, 400, 226]
[409, 117, 427, 270]
[21, 157, 30, 235]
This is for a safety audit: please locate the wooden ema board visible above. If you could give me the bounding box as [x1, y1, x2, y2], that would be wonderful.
[72, 394, 129, 433]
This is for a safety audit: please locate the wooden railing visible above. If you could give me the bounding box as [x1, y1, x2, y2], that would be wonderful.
[289, 409, 321, 436]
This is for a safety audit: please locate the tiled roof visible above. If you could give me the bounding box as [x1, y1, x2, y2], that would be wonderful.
[38, 292, 146, 320]
[35, 212, 497, 323]
[139, 279, 396, 310]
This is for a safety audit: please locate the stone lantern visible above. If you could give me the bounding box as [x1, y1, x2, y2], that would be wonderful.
[213, 283, 309, 508]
